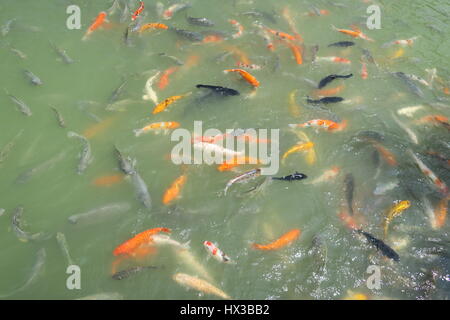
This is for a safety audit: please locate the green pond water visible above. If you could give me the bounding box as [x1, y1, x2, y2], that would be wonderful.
[0, 0, 449, 300]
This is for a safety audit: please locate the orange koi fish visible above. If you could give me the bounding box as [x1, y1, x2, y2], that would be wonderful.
[313, 84, 345, 97]
[134, 121, 180, 137]
[224, 45, 251, 65]
[417, 115, 450, 130]
[152, 93, 191, 114]
[361, 61, 368, 79]
[224, 68, 260, 87]
[217, 156, 261, 172]
[281, 7, 302, 40]
[372, 142, 397, 166]
[139, 23, 168, 33]
[338, 210, 360, 230]
[203, 34, 224, 43]
[92, 174, 124, 187]
[82, 12, 107, 41]
[282, 141, 314, 161]
[228, 19, 244, 39]
[158, 66, 179, 90]
[290, 119, 347, 132]
[316, 56, 351, 64]
[252, 229, 301, 251]
[435, 195, 449, 229]
[286, 41, 303, 65]
[113, 227, 171, 256]
[131, 1, 145, 21]
[83, 115, 117, 139]
[332, 25, 374, 41]
[266, 27, 298, 41]
[408, 150, 448, 195]
[162, 174, 187, 205]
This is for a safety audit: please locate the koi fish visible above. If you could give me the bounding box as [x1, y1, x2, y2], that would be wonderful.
[224, 45, 251, 65]
[408, 150, 448, 195]
[361, 61, 368, 79]
[4, 89, 32, 116]
[112, 266, 159, 280]
[224, 69, 260, 87]
[83, 116, 117, 139]
[158, 66, 179, 90]
[173, 273, 231, 300]
[313, 84, 345, 97]
[134, 121, 180, 137]
[67, 131, 92, 174]
[162, 3, 191, 20]
[288, 89, 301, 117]
[338, 210, 360, 230]
[203, 241, 232, 263]
[418, 115, 450, 130]
[316, 56, 351, 64]
[139, 23, 168, 32]
[113, 227, 171, 256]
[318, 74, 353, 89]
[369, 141, 397, 166]
[253, 22, 276, 51]
[282, 141, 314, 161]
[252, 229, 301, 251]
[142, 70, 161, 104]
[151, 234, 190, 250]
[162, 174, 187, 205]
[331, 25, 374, 41]
[264, 26, 299, 41]
[390, 48, 405, 60]
[307, 96, 344, 104]
[224, 168, 261, 195]
[290, 119, 347, 132]
[328, 41, 355, 47]
[228, 19, 244, 39]
[236, 62, 262, 70]
[281, 7, 301, 39]
[382, 36, 418, 48]
[286, 41, 303, 65]
[305, 166, 340, 185]
[434, 195, 449, 229]
[131, 1, 144, 21]
[383, 200, 411, 238]
[272, 172, 307, 181]
[396, 105, 424, 118]
[82, 12, 107, 41]
[196, 84, 240, 96]
[356, 229, 400, 262]
[152, 93, 190, 114]
[217, 156, 260, 172]
[344, 173, 355, 215]
[92, 174, 124, 187]
[391, 113, 418, 144]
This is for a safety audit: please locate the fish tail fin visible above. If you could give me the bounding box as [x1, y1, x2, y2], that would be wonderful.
[331, 24, 338, 31]
[133, 129, 142, 137]
[251, 243, 262, 250]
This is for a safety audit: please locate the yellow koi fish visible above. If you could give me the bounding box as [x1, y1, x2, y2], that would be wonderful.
[382, 200, 411, 238]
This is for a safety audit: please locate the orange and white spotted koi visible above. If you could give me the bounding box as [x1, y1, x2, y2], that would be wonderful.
[228, 19, 244, 39]
[361, 60, 368, 79]
[134, 121, 180, 137]
[131, 1, 145, 21]
[236, 62, 262, 70]
[316, 56, 351, 64]
[305, 166, 341, 185]
[382, 37, 418, 48]
[203, 241, 233, 263]
[289, 119, 347, 132]
[408, 150, 448, 195]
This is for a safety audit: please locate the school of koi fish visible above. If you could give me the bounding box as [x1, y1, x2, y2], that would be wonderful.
[0, 0, 449, 300]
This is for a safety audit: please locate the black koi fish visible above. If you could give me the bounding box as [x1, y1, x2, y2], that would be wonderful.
[272, 172, 307, 181]
[196, 84, 240, 96]
[328, 41, 355, 47]
[356, 229, 400, 262]
[318, 73, 353, 89]
[307, 96, 344, 104]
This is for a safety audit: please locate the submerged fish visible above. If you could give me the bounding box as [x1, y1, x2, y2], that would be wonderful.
[203, 241, 233, 263]
[186, 15, 215, 27]
[282, 141, 314, 161]
[49, 40, 74, 64]
[0, 129, 24, 166]
[196, 84, 239, 96]
[318, 74, 353, 89]
[392, 72, 425, 98]
[114, 145, 136, 175]
[171, 27, 204, 42]
[11, 207, 50, 242]
[224, 168, 261, 195]
[112, 266, 159, 280]
[142, 70, 161, 104]
[344, 173, 355, 215]
[1, 18, 16, 37]
[130, 169, 152, 209]
[408, 150, 448, 195]
[113, 227, 171, 256]
[272, 172, 307, 181]
[355, 229, 400, 262]
[50, 106, 66, 128]
[4, 89, 32, 116]
[56, 232, 74, 266]
[173, 273, 231, 300]
[15, 151, 67, 184]
[0, 248, 46, 298]
[307, 96, 344, 104]
[328, 41, 355, 47]
[68, 202, 131, 224]
[67, 131, 92, 175]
